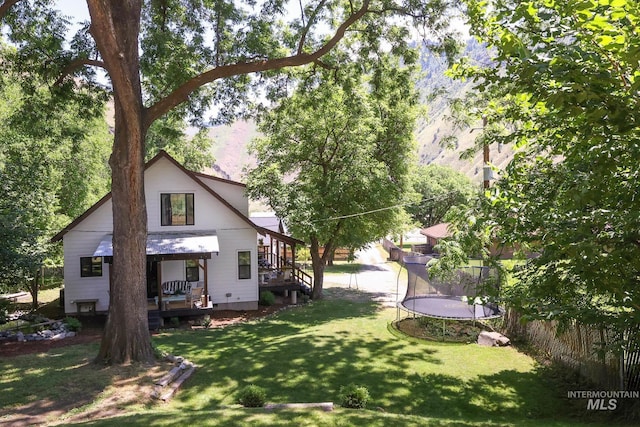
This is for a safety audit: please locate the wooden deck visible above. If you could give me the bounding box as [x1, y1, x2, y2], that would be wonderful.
[147, 300, 216, 317]
[260, 280, 311, 295]
[260, 280, 301, 292]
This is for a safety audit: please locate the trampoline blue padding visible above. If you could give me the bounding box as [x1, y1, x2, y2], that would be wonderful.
[400, 295, 503, 320]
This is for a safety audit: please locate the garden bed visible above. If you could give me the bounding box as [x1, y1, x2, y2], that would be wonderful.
[395, 316, 489, 343]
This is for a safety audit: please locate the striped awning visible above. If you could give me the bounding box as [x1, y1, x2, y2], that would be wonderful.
[93, 231, 219, 257]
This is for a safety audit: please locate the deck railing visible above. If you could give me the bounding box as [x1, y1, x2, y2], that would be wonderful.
[259, 251, 313, 293]
[292, 267, 313, 293]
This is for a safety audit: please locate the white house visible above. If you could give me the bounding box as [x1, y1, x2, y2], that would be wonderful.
[52, 151, 276, 316]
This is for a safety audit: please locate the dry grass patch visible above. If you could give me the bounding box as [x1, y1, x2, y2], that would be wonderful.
[0, 349, 172, 427]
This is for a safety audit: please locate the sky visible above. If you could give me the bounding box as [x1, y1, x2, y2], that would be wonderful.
[56, 1, 90, 27]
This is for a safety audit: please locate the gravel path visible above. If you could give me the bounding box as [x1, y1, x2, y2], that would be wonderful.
[323, 244, 406, 306]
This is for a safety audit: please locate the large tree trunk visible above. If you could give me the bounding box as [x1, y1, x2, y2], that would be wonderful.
[89, 0, 154, 364]
[310, 237, 333, 300]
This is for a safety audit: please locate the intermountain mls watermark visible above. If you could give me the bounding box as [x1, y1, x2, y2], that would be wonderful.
[567, 390, 640, 411]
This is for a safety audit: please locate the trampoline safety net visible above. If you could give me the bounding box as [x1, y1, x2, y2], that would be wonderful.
[400, 255, 503, 320]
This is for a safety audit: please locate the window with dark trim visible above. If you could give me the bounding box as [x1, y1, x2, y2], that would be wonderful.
[80, 257, 103, 277]
[161, 193, 194, 226]
[186, 259, 199, 282]
[238, 251, 251, 280]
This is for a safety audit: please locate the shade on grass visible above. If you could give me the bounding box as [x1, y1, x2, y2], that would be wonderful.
[0, 292, 611, 426]
[151, 294, 600, 426]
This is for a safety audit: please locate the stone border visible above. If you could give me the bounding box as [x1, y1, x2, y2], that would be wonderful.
[0, 319, 77, 342]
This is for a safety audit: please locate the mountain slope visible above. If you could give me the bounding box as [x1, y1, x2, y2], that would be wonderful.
[206, 40, 512, 185]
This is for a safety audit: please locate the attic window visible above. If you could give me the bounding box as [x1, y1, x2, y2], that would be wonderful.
[161, 193, 194, 226]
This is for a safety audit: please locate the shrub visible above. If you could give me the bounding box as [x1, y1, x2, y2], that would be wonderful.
[236, 384, 267, 407]
[0, 299, 12, 324]
[259, 291, 276, 306]
[339, 383, 370, 409]
[169, 317, 180, 327]
[63, 316, 82, 332]
[201, 315, 211, 328]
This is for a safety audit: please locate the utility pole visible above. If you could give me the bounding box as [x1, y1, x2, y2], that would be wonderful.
[482, 116, 490, 189]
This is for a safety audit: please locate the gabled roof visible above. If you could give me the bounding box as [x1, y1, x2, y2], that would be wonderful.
[191, 170, 246, 188]
[51, 150, 258, 242]
[250, 212, 285, 234]
[420, 223, 452, 240]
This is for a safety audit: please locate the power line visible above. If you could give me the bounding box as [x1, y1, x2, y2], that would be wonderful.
[311, 191, 461, 223]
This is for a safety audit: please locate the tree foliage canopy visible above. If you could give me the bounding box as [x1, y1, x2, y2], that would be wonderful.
[442, 0, 640, 351]
[407, 164, 476, 227]
[246, 52, 420, 297]
[1, 0, 455, 363]
[0, 44, 111, 296]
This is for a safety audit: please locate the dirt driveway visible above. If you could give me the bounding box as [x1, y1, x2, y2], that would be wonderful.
[323, 243, 406, 306]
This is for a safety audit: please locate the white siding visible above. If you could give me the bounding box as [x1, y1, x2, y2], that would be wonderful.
[207, 228, 258, 305]
[144, 157, 251, 232]
[62, 201, 113, 313]
[199, 176, 249, 216]
[61, 154, 259, 314]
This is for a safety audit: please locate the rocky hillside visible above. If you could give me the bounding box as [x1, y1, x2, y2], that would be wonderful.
[206, 40, 512, 185]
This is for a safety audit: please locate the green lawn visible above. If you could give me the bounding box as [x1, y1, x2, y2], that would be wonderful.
[324, 262, 363, 275]
[0, 290, 611, 426]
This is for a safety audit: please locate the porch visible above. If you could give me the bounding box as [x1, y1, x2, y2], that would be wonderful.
[94, 231, 220, 316]
[258, 252, 313, 297]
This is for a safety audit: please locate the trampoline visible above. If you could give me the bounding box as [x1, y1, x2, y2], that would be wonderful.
[398, 255, 503, 321]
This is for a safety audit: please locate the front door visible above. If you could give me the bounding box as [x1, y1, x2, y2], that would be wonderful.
[147, 259, 159, 298]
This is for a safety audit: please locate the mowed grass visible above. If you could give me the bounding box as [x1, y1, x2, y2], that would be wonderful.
[149, 293, 599, 425]
[1, 291, 607, 426]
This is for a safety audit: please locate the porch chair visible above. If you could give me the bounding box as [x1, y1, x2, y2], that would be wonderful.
[186, 286, 204, 308]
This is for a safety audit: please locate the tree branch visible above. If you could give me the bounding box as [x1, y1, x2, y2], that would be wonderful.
[0, 0, 20, 20]
[144, 0, 371, 129]
[297, 0, 329, 55]
[313, 59, 333, 70]
[54, 58, 107, 86]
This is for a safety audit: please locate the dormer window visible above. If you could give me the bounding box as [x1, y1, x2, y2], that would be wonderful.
[161, 193, 194, 226]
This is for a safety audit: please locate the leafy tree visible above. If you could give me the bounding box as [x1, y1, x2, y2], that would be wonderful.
[145, 112, 214, 172]
[1, 0, 453, 363]
[0, 55, 111, 308]
[441, 0, 640, 353]
[0, 137, 56, 307]
[247, 54, 419, 299]
[407, 164, 476, 227]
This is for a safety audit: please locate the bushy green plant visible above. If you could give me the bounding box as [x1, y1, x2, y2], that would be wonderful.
[296, 247, 311, 262]
[339, 383, 370, 409]
[201, 314, 211, 328]
[236, 384, 267, 407]
[259, 291, 276, 306]
[63, 316, 82, 332]
[0, 299, 12, 324]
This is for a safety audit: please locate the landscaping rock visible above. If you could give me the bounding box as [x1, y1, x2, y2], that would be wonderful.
[0, 318, 80, 343]
[478, 330, 510, 347]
